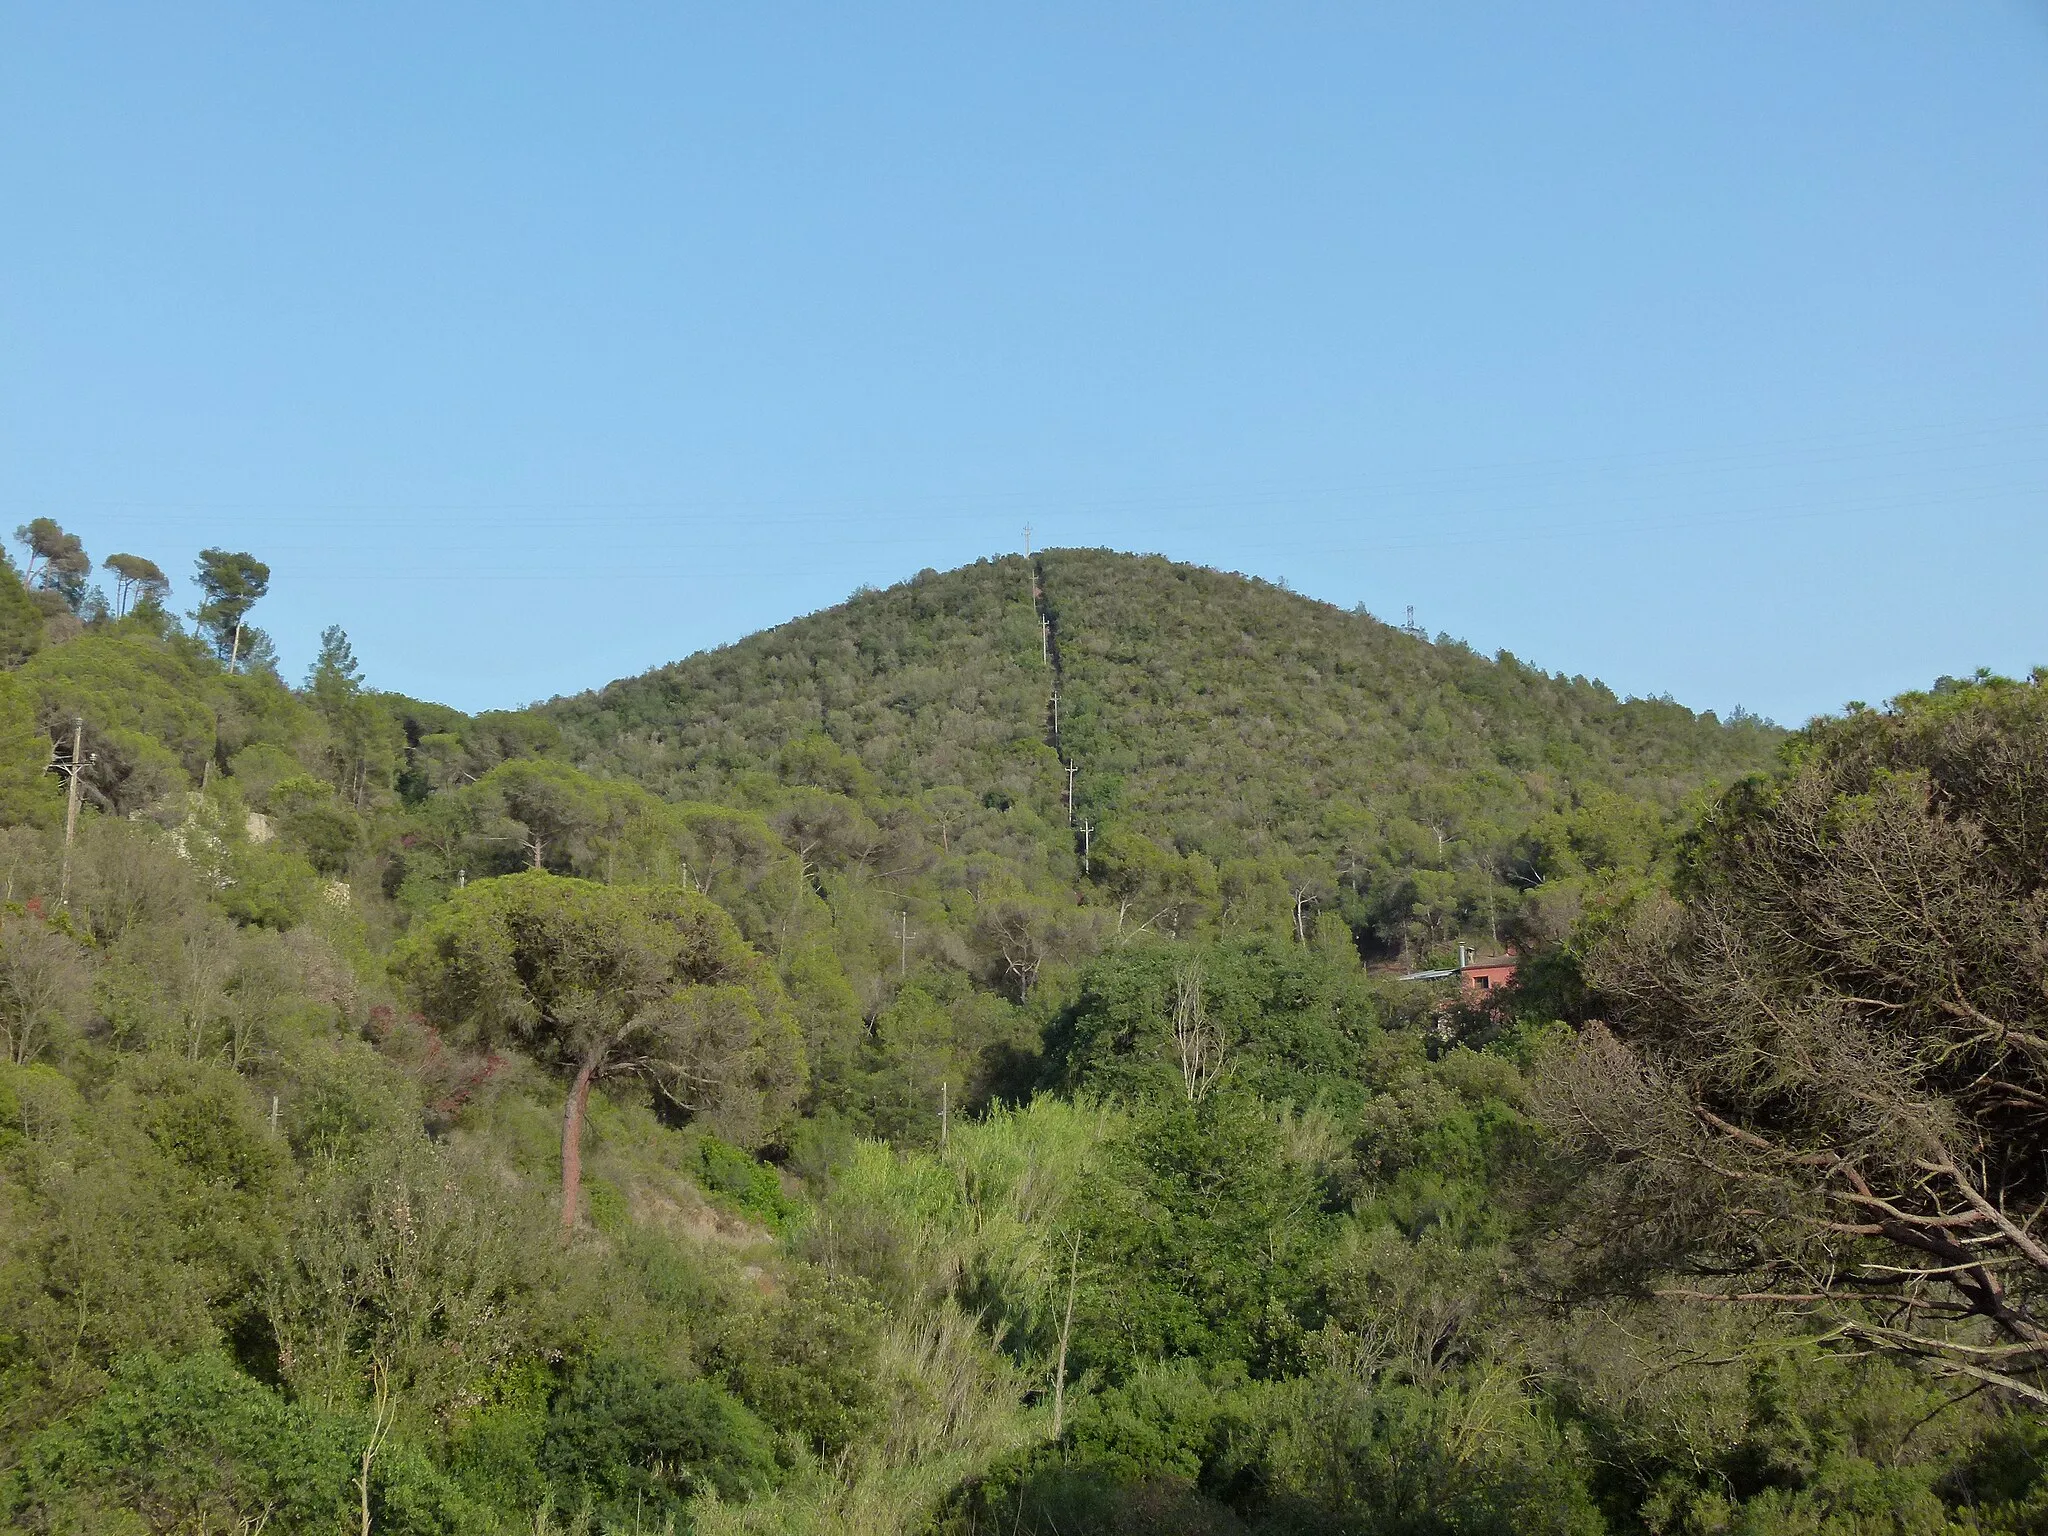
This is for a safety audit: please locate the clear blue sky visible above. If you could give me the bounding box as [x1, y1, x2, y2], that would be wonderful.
[4, 4, 2044, 724]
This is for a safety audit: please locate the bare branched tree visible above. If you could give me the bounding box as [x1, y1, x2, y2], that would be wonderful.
[975, 894, 1067, 1001]
[1534, 675, 2048, 1401]
[0, 915, 90, 1065]
[1170, 961, 1226, 1102]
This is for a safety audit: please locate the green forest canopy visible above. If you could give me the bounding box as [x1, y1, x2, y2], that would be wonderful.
[1, 526, 2043, 1535]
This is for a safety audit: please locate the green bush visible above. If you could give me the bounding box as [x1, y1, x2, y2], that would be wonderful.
[1067, 1094, 1332, 1382]
[131, 1058, 283, 1197]
[1049, 939, 1381, 1113]
[540, 1353, 776, 1521]
[218, 837, 325, 928]
[2, 1354, 342, 1533]
[691, 1133, 803, 1231]
[0, 1352, 473, 1536]
[285, 1041, 421, 1161]
[446, 1399, 550, 1524]
[710, 1269, 886, 1459]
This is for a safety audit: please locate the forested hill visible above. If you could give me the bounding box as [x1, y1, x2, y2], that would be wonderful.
[8, 525, 2048, 1534]
[548, 548, 1781, 957]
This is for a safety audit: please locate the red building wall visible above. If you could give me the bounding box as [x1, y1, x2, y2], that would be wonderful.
[1460, 961, 1516, 998]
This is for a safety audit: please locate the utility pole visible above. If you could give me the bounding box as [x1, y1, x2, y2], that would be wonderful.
[1064, 760, 1078, 825]
[940, 1079, 949, 1150]
[1023, 523, 1032, 559]
[1078, 818, 1094, 876]
[1041, 615, 1051, 666]
[58, 717, 84, 908]
[899, 910, 909, 977]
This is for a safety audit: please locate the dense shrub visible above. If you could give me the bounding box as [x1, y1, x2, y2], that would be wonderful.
[0, 1353, 472, 1536]
[709, 1270, 887, 1459]
[540, 1353, 776, 1521]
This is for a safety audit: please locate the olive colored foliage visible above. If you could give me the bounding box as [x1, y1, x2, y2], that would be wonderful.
[0, 533, 2042, 1536]
[550, 551, 1780, 962]
[397, 871, 806, 1228]
[1049, 936, 1382, 1111]
[1538, 670, 2048, 1403]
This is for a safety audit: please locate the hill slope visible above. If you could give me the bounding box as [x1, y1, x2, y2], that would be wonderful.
[12, 535, 2047, 1536]
[548, 549, 1781, 956]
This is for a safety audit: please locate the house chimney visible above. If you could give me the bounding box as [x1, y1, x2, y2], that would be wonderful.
[1457, 943, 1473, 970]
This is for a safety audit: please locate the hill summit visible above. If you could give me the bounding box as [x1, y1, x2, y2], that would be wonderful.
[549, 548, 1780, 960]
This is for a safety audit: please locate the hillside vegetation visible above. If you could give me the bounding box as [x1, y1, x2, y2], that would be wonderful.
[2, 525, 2044, 1535]
[552, 549, 1780, 962]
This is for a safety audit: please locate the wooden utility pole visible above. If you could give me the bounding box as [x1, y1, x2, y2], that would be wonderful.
[1078, 818, 1094, 875]
[58, 717, 83, 908]
[939, 1079, 949, 1149]
[899, 910, 909, 977]
[1064, 760, 1078, 825]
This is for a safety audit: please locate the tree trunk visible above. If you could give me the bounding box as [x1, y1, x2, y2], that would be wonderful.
[560, 1053, 601, 1236]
